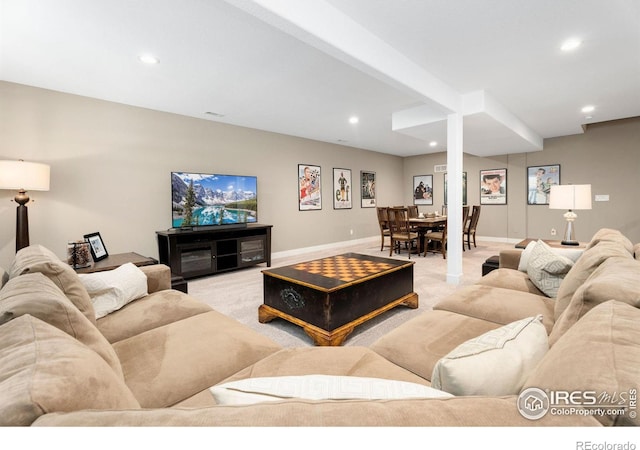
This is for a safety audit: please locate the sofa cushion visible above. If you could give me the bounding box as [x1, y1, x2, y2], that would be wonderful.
[369, 310, 502, 381]
[210, 374, 452, 405]
[96, 289, 212, 343]
[549, 257, 640, 346]
[434, 284, 555, 333]
[0, 273, 124, 379]
[634, 243, 640, 261]
[0, 315, 140, 426]
[113, 310, 282, 408]
[431, 315, 547, 396]
[8, 244, 96, 325]
[526, 240, 574, 298]
[475, 268, 545, 296]
[524, 301, 640, 426]
[78, 263, 148, 319]
[586, 228, 634, 254]
[554, 240, 632, 321]
[517, 240, 583, 272]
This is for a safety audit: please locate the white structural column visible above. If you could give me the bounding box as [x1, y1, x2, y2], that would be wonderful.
[446, 113, 463, 284]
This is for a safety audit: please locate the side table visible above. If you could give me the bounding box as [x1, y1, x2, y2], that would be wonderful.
[515, 238, 587, 249]
[75, 252, 188, 293]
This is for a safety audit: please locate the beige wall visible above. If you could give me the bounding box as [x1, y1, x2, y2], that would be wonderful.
[0, 82, 404, 268]
[403, 117, 640, 244]
[1, 81, 638, 269]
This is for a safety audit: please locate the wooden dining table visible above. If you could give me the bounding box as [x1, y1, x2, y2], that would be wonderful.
[409, 216, 447, 254]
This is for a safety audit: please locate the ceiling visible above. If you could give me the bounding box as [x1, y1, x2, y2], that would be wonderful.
[1, 0, 639, 157]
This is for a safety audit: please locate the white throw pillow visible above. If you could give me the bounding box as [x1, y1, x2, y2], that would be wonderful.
[431, 315, 548, 396]
[518, 240, 583, 272]
[209, 375, 453, 405]
[526, 240, 575, 297]
[79, 263, 148, 319]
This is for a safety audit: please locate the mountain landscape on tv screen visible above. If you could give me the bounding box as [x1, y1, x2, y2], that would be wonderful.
[172, 172, 257, 227]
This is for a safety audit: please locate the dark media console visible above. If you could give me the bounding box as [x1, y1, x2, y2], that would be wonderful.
[156, 224, 272, 279]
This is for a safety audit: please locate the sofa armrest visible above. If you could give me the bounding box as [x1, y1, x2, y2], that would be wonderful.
[139, 264, 171, 293]
[499, 249, 522, 270]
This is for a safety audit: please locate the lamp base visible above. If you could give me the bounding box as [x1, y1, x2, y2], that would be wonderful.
[561, 240, 580, 246]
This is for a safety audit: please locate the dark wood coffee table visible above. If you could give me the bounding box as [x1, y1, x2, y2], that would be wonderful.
[259, 253, 418, 346]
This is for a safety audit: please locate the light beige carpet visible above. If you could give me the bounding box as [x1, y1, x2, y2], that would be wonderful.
[188, 238, 514, 348]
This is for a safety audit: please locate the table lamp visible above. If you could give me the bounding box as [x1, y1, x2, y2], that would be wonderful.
[549, 184, 592, 246]
[0, 160, 51, 252]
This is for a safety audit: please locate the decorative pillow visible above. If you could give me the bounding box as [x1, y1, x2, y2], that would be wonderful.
[526, 240, 574, 297]
[431, 315, 548, 396]
[0, 315, 140, 426]
[209, 375, 453, 405]
[0, 272, 124, 379]
[79, 263, 148, 319]
[517, 240, 583, 272]
[9, 244, 96, 324]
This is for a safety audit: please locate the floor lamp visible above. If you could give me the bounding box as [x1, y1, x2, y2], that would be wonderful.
[549, 184, 592, 246]
[0, 160, 51, 252]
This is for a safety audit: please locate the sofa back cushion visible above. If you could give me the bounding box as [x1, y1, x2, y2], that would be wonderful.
[586, 228, 634, 253]
[554, 240, 632, 321]
[634, 243, 640, 261]
[0, 273, 124, 379]
[0, 315, 140, 426]
[9, 245, 96, 324]
[523, 301, 640, 426]
[550, 257, 640, 346]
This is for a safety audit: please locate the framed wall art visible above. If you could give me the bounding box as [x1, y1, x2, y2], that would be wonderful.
[83, 232, 108, 262]
[444, 172, 467, 205]
[298, 164, 322, 210]
[333, 168, 352, 209]
[360, 170, 376, 208]
[527, 164, 560, 205]
[413, 175, 433, 205]
[480, 168, 507, 205]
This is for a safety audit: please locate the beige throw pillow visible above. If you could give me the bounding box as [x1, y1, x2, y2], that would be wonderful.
[517, 240, 583, 272]
[526, 240, 574, 297]
[431, 315, 548, 396]
[79, 263, 148, 319]
[210, 374, 452, 405]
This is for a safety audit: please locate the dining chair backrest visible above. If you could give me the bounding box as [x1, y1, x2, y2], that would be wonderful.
[376, 206, 389, 228]
[407, 205, 419, 219]
[462, 205, 470, 228]
[469, 205, 481, 231]
[388, 207, 411, 236]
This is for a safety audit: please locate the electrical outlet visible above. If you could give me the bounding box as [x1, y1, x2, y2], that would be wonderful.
[350, 229, 354, 235]
[550, 228, 557, 236]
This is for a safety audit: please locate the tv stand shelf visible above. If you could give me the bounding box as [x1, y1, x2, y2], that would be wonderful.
[156, 224, 272, 279]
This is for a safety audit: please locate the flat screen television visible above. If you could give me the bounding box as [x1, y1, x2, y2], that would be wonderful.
[171, 172, 257, 228]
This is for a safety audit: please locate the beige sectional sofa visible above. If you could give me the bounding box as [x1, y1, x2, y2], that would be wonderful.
[0, 229, 638, 426]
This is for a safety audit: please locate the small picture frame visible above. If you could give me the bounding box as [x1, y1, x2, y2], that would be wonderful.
[527, 164, 560, 205]
[480, 168, 507, 205]
[333, 168, 352, 209]
[413, 175, 433, 205]
[84, 232, 109, 261]
[360, 170, 376, 208]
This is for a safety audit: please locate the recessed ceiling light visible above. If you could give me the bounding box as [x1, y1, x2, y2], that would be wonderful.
[581, 105, 595, 113]
[138, 54, 160, 65]
[560, 38, 582, 52]
[429, 141, 437, 147]
[349, 116, 359, 124]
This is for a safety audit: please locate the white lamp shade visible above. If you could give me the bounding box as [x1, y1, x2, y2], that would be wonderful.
[549, 184, 592, 210]
[0, 160, 50, 191]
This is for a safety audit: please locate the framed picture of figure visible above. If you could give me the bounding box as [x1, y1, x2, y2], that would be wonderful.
[444, 172, 467, 205]
[360, 170, 376, 208]
[480, 168, 507, 205]
[298, 164, 322, 210]
[527, 164, 560, 205]
[413, 175, 433, 205]
[333, 168, 352, 209]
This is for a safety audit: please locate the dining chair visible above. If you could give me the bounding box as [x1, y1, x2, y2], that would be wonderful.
[462, 205, 470, 251]
[376, 206, 391, 251]
[464, 205, 481, 250]
[424, 218, 447, 259]
[387, 207, 418, 258]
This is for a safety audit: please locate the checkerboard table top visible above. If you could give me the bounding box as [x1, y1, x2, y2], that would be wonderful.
[262, 252, 413, 291]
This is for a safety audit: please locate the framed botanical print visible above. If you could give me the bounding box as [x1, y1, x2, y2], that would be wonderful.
[527, 164, 560, 205]
[480, 168, 507, 205]
[298, 164, 322, 210]
[413, 175, 433, 205]
[444, 172, 467, 205]
[333, 168, 352, 209]
[360, 170, 376, 208]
